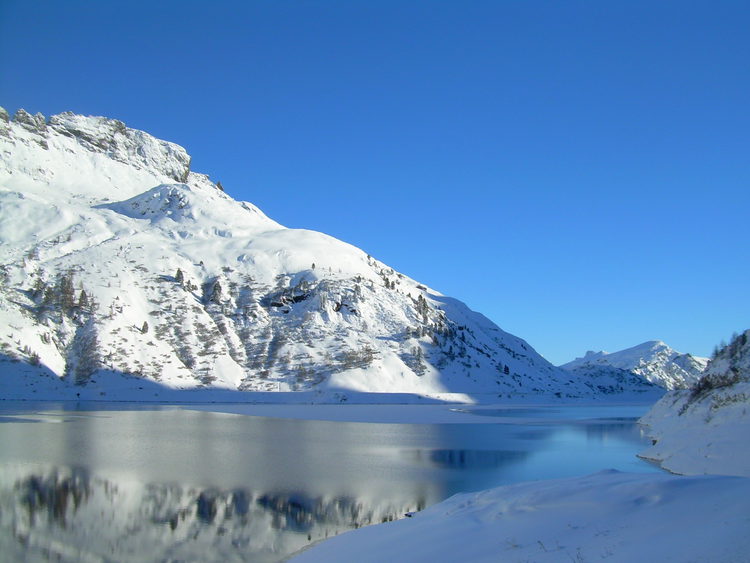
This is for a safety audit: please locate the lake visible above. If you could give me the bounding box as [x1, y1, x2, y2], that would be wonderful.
[0, 401, 661, 562]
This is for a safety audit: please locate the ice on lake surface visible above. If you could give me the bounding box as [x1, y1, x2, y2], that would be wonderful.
[0, 401, 660, 562]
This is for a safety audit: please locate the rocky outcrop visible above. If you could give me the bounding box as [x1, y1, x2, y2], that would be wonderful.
[2, 107, 191, 183]
[13, 108, 47, 134]
[47, 111, 191, 182]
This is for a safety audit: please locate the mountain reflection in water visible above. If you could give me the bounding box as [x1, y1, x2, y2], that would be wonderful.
[0, 403, 659, 562]
[2, 465, 416, 563]
[408, 448, 528, 469]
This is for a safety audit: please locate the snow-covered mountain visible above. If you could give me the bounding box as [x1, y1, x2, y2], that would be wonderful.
[561, 340, 708, 390]
[639, 330, 750, 476]
[0, 107, 658, 400]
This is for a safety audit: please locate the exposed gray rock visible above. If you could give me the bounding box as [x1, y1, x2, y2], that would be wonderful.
[48, 111, 191, 182]
[0, 106, 10, 138]
[13, 109, 47, 134]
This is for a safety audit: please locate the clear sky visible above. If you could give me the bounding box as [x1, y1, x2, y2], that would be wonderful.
[1, 1, 748, 364]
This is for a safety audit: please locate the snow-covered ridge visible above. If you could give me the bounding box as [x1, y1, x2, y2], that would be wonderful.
[98, 182, 282, 238]
[0, 107, 193, 208]
[562, 340, 708, 390]
[0, 107, 661, 400]
[3, 107, 190, 184]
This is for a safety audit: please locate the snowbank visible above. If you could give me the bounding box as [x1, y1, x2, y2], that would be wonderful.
[639, 330, 750, 477]
[638, 383, 750, 477]
[290, 470, 750, 563]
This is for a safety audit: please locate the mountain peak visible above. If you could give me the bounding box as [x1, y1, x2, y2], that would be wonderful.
[642, 339, 668, 349]
[561, 340, 708, 390]
[0, 108, 191, 201]
[48, 110, 191, 183]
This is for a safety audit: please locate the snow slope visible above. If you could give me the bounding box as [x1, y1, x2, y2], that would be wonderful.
[291, 470, 750, 563]
[639, 330, 750, 476]
[562, 340, 708, 390]
[0, 106, 661, 401]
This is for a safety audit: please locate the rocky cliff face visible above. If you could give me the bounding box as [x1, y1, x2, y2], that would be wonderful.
[6, 108, 191, 182]
[0, 107, 658, 399]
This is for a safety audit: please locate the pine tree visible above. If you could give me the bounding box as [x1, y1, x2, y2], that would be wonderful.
[141, 321, 149, 334]
[43, 286, 55, 305]
[31, 277, 46, 300]
[78, 289, 89, 310]
[58, 273, 76, 311]
[73, 322, 100, 385]
[29, 351, 41, 366]
[175, 268, 184, 284]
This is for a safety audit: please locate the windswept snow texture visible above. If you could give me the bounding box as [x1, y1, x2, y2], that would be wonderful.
[562, 340, 708, 390]
[0, 106, 659, 400]
[639, 330, 750, 477]
[291, 470, 750, 563]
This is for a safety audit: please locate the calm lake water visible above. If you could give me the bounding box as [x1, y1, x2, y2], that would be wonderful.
[0, 401, 660, 562]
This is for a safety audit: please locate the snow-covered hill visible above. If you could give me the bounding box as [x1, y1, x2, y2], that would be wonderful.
[561, 340, 708, 390]
[0, 107, 658, 400]
[639, 330, 750, 476]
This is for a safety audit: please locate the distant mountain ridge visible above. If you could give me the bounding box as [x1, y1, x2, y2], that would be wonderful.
[0, 107, 661, 400]
[561, 340, 708, 390]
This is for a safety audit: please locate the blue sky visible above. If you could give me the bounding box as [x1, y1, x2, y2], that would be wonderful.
[1, 1, 748, 364]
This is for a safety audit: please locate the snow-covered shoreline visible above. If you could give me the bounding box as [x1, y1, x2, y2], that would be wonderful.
[638, 384, 750, 477]
[638, 330, 750, 477]
[0, 391, 656, 424]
